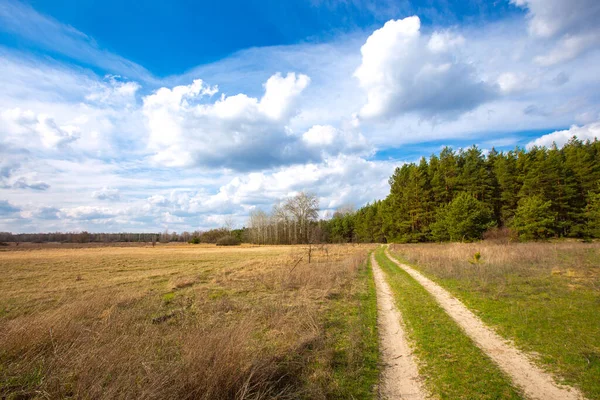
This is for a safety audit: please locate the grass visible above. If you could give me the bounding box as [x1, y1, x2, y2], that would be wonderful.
[375, 247, 523, 400]
[390, 241, 600, 400]
[319, 254, 379, 398]
[0, 243, 378, 399]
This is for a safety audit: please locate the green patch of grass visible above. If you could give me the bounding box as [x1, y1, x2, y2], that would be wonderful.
[390, 249, 600, 399]
[321, 255, 379, 399]
[375, 247, 522, 400]
[0, 363, 45, 399]
[161, 292, 176, 304]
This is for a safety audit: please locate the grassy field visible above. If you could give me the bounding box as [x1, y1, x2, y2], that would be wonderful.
[390, 241, 600, 399]
[375, 247, 522, 400]
[0, 243, 378, 399]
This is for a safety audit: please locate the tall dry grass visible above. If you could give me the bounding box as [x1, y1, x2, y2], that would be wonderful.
[390, 241, 600, 289]
[0, 244, 372, 399]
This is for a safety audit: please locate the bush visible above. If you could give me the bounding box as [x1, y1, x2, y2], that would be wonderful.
[216, 235, 241, 246]
[482, 226, 516, 244]
[511, 196, 557, 241]
[188, 236, 201, 244]
[431, 192, 495, 242]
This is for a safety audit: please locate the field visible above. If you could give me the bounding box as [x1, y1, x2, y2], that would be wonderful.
[0, 243, 378, 399]
[2, 241, 599, 400]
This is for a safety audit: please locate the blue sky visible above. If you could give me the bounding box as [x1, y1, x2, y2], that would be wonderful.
[1, 0, 599, 233]
[21, 0, 519, 76]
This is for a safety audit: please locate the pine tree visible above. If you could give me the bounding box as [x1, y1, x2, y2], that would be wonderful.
[430, 192, 494, 242]
[511, 196, 557, 240]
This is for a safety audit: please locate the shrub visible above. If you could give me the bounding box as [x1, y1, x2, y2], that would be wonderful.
[431, 192, 495, 242]
[482, 226, 516, 244]
[511, 196, 557, 241]
[188, 236, 201, 244]
[216, 235, 241, 246]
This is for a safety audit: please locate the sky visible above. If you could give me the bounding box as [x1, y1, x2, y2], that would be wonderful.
[1, 0, 599, 233]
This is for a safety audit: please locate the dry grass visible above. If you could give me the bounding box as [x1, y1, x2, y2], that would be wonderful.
[390, 241, 600, 399]
[0, 243, 374, 399]
[390, 241, 600, 290]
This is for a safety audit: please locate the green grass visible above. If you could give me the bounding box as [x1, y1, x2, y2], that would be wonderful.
[390, 245, 600, 399]
[321, 254, 379, 399]
[375, 247, 522, 400]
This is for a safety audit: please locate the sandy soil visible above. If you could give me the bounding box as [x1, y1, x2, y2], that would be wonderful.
[371, 253, 428, 399]
[385, 247, 585, 400]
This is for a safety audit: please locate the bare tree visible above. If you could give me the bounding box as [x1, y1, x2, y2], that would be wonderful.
[284, 192, 319, 244]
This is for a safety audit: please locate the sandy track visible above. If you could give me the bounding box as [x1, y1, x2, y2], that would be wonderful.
[384, 247, 585, 400]
[371, 253, 427, 399]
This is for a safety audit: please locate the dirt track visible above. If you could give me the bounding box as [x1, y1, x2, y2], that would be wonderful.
[384, 247, 585, 400]
[371, 253, 427, 399]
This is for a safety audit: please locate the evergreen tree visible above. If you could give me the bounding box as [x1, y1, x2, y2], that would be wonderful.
[585, 192, 600, 238]
[511, 196, 557, 240]
[430, 192, 494, 242]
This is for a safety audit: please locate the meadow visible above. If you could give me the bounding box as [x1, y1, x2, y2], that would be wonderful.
[2, 240, 599, 400]
[0, 243, 378, 399]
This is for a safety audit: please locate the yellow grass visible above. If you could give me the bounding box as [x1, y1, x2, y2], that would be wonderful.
[0, 243, 373, 399]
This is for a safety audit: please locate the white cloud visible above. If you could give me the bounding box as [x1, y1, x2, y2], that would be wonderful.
[497, 72, 537, 94]
[354, 16, 495, 120]
[207, 154, 395, 212]
[85, 75, 140, 108]
[21, 206, 60, 220]
[143, 72, 323, 170]
[534, 33, 600, 66]
[512, 0, 600, 65]
[59, 206, 117, 220]
[427, 30, 465, 53]
[1, 108, 80, 148]
[527, 121, 600, 148]
[92, 187, 120, 201]
[301, 124, 369, 155]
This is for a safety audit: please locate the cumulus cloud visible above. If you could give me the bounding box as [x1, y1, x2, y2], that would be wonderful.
[207, 154, 395, 211]
[512, 0, 600, 65]
[92, 187, 120, 201]
[354, 16, 496, 120]
[85, 75, 140, 108]
[1, 108, 80, 148]
[527, 121, 600, 148]
[143, 72, 351, 170]
[60, 206, 116, 220]
[21, 206, 60, 220]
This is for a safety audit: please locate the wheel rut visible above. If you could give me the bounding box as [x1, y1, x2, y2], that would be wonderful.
[371, 253, 427, 399]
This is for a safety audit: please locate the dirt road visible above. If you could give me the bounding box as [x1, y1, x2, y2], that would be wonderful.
[371, 253, 427, 399]
[384, 247, 584, 400]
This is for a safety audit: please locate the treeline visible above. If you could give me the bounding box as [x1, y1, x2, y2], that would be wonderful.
[0, 228, 249, 244]
[326, 138, 600, 242]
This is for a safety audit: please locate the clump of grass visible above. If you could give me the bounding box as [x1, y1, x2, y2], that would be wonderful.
[390, 241, 600, 399]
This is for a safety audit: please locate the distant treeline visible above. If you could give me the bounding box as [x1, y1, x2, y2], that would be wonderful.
[324, 137, 600, 242]
[0, 228, 249, 244]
